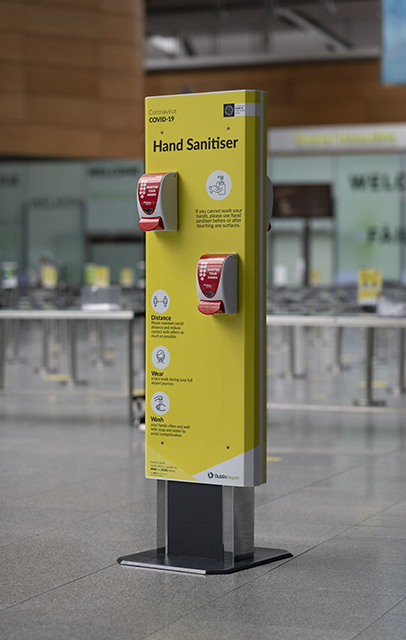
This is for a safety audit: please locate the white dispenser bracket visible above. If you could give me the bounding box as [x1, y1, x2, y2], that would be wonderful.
[266, 176, 273, 232]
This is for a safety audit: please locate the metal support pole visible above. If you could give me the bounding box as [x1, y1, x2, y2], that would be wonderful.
[366, 327, 373, 405]
[0, 320, 5, 390]
[68, 320, 77, 384]
[354, 327, 386, 407]
[128, 316, 135, 425]
[62, 320, 86, 387]
[9, 319, 26, 364]
[94, 320, 111, 367]
[281, 325, 305, 380]
[330, 326, 343, 373]
[60, 319, 68, 355]
[313, 326, 323, 347]
[223, 486, 254, 561]
[156, 479, 166, 553]
[288, 326, 295, 377]
[4, 320, 10, 362]
[12, 320, 20, 362]
[41, 320, 50, 373]
[5, 319, 20, 363]
[388, 327, 406, 395]
[399, 327, 405, 393]
[100, 320, 105, 361]
[303, 218, 310, 287]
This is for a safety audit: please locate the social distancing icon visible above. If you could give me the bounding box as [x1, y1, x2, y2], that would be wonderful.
[151, 289, 170, 313]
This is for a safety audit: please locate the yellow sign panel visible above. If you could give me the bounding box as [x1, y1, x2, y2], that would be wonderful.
[144, 90, 267, 487]
[357, 268, 382, 305]
[41, 266, 57, 289]
[120, 267, 135, 288]
[84, 263, 96, 285]
[310, 269, 321, 286]
[93, 266, 110, 287]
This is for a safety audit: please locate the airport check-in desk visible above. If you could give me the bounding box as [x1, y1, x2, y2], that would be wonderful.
[1, 310, 405, 421]
[266, 314, 406, 406]
[0, 309, 142, 425]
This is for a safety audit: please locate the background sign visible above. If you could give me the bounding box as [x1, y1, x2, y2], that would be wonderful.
[382, 0, 406, 85]
[336, 154, 402, 281]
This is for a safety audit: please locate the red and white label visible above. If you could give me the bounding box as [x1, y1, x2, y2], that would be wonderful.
[197, 254, 226, 298]
[138, 174, 164, 216]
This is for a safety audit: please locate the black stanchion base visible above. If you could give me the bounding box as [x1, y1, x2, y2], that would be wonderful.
[353, 399, 386, 407]
[329, 364, 351, 374]
[61, 379, 88, 387]
[387, 386, 406, 396]
[117, 547, 293, 575]
[280, 373, 306, 380]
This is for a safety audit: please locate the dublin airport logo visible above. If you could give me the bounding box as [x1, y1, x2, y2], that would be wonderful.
[207, 472, 214, 479]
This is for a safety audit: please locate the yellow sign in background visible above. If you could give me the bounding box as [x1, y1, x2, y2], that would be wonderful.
[41, 266, 57, 289]
[144, 90, 267, 486]
[357, 268, 382, 305]
[93, 266, 110, 288]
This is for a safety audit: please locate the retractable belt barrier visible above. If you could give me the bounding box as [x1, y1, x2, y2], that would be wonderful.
[0, 310, 139, 425]
[266, 314, 406, 406]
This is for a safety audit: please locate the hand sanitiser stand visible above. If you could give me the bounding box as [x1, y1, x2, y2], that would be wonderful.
[118, 90, 292, 574]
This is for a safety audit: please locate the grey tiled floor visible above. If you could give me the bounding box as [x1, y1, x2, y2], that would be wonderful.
[1, 323, 406, 639]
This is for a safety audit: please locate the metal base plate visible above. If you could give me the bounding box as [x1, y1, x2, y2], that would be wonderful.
[117, 547, 293, 575]
[387, 386, 406, 396]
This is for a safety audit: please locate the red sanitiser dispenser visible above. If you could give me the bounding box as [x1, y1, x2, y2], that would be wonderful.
[137, 172, 178, 232]
[197, 253, 237, 315]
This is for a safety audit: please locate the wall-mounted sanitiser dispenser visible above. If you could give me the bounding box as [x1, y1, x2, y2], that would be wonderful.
[266, 176, 273, 232]
[197, 253, 237, 315]
[137, 172, 178, 231]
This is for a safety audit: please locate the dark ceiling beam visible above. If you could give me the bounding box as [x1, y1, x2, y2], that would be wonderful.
[182, 37, 197, 56]
[274, 7, 354, 49]
[146, 0, 375, 18]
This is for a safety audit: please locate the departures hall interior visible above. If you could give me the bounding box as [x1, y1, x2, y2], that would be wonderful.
[2, 1, 406, 639]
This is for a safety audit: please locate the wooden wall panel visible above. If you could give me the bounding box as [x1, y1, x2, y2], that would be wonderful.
[0, 124, 24, 152]
[26, 67, 100, 98]
[100, 74, 139, 101]
[0, 2, 23, 29]
[101, 103, 139, 131]
[100, 0, 140, 14]
[22, 5, 101, 39]
[26, 125, 102, 156]
[0, 34, 24, 63]
[0, 63, 25, 93]
[24, 0, 99, 8]
[101, 131, 142, 157]
[0, 0, 144, 158]
[0, 95, 25, 122]
[99, 44, 140, 72]
[26, 96, 100, 127]
[101, 15, 138, 44]
[145, 60, 406, 130]
[26, 35, 98, 69]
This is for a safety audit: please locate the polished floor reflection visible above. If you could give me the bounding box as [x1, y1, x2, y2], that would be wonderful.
[1, 323, 406, 639]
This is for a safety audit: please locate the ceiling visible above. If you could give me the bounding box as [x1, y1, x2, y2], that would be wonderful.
[145, 0, 380, 70]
